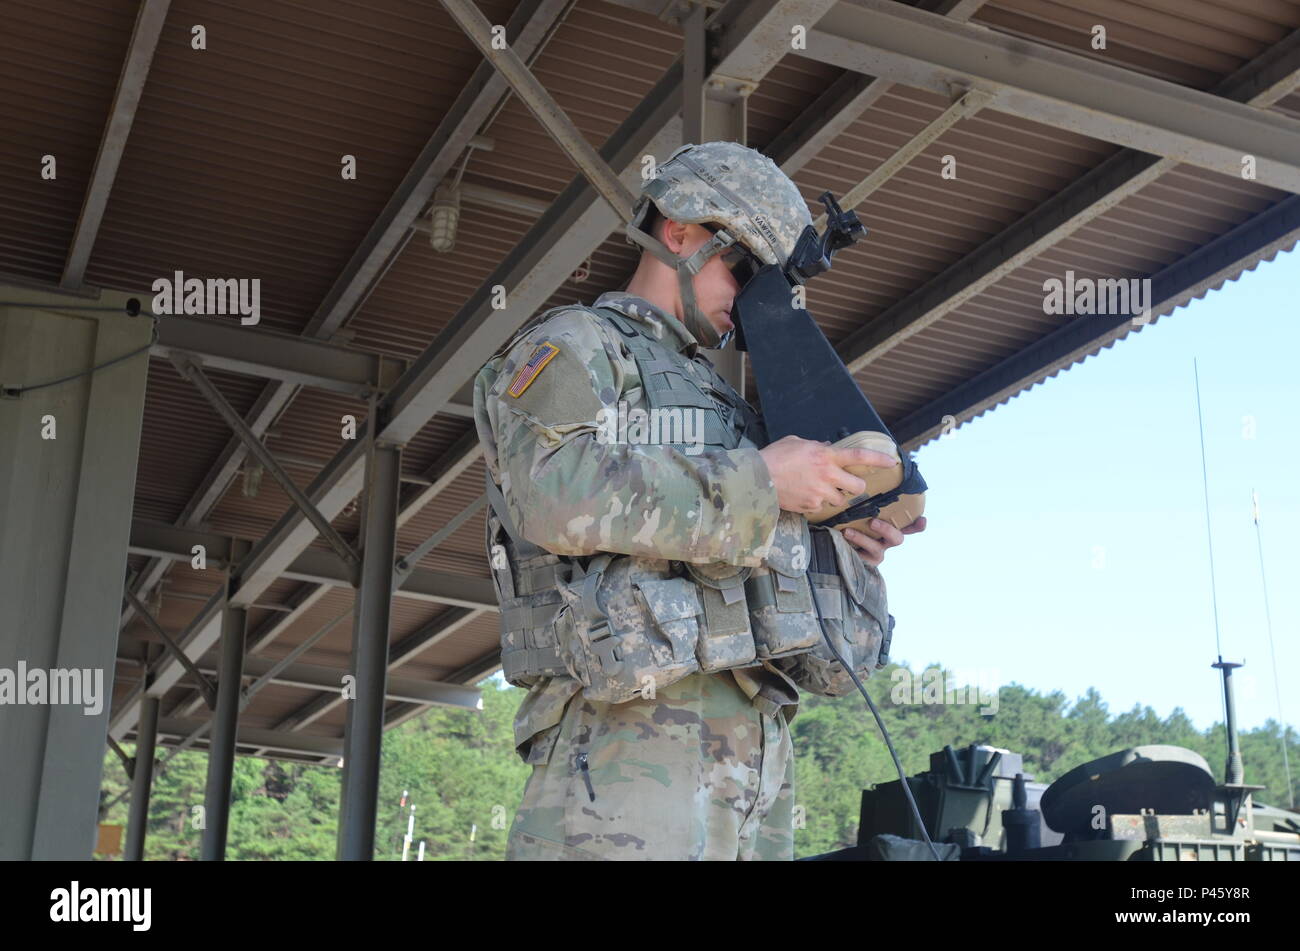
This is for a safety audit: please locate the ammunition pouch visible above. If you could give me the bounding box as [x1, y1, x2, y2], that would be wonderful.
[553, 555, 702, 703]
[493, 511, 842, 706]
[744, 511, 824, 659]
[680, 561, 755, 671]
[492, 496, 890, 702]
[772, 525, 894, 697]
[489, 490, 892, 704]
[491, 523, 573, 690]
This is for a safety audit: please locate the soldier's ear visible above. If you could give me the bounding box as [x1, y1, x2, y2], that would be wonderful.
[662, 217, 691, 254]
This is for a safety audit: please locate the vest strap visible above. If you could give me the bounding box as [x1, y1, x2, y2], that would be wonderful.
[569, 553, 621, 674]
[751, 693, 786, 720]
[502, 645, 568, 681]
[501, 598, 562, 631]
[597, 308, 743, 451]
[486, 514, 516, 601]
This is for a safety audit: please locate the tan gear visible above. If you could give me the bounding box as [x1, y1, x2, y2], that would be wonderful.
[805, 430, 926, 538]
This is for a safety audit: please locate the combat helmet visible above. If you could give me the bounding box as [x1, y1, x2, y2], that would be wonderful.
[625, 141, 812, 349]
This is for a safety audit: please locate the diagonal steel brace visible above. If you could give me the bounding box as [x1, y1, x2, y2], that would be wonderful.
[125, 588, 219, 709]
[170, 354, 362, 581]
[439, 0, 635, 223]
[106, 734, 136, 779]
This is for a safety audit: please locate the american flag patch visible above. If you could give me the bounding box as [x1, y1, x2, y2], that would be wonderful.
[507, 341, 560, 398]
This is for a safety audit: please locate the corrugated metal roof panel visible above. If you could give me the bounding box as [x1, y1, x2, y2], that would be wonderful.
[0, 1, 137, 283]
[82, 0, 518, 332]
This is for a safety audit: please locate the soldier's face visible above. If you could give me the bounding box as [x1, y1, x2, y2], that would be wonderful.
[669, 222, 740, 335]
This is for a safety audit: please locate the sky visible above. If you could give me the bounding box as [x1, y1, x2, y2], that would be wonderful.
[882, 247, 1298, 734]
[487, 246, 1297, 736]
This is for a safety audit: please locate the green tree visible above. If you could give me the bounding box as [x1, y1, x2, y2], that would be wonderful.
[96, 669, 1297, 860]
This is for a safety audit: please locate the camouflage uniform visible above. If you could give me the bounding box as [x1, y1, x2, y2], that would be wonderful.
[473, 291, 802, 860]
[472, 142, 893, 860]
[504, 668, 795, 861]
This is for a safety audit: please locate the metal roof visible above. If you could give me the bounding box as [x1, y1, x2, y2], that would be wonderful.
[4, 0, 1298, 763]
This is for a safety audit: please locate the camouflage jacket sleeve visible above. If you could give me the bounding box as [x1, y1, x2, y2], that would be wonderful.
[473, 308, 780, 566]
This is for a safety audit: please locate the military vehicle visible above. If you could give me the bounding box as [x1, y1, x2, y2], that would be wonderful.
[802, 658, 1300, 861]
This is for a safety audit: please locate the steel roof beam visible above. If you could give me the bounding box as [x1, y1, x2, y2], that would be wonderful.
[377, 0, 833, 445]
[153, 316, 407, 398]
[172, 596, 349, 721]
[834, 25, 1300, 376]
[127, 519, 496, 609]
[440, 0, 636, 222]
[805, 0, 1300, 194]
[443, 650, 505, 686]
[891, 193, 1300, 448]
[61, 0, 171, 289]
[171, 356, 364, 578]
[155, 718, 344, 758]
[268, 607, 484, 741]
[153, 431, 486, 728]
[188, 654, 482, 710]
[307, 0, 576, 339]
[123, 590, 218, 709]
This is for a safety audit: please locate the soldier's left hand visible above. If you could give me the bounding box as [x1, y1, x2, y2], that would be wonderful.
[841, 516, 927, 567]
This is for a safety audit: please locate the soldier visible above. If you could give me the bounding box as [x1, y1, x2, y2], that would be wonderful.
[472, 141, 926, 860]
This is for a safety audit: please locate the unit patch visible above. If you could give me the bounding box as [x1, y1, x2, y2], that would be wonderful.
[508, 341, 560, 398]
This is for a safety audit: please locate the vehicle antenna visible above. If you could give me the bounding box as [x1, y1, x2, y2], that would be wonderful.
[1250, 489, 1294, 808]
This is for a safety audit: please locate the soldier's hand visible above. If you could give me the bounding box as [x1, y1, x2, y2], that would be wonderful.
[757, 435, 897, 516]
[842, 516, 927, 567]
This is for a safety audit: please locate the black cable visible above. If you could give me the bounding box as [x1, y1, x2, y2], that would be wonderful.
[808, 579, 944, 861]
[3, 313, 157, 398]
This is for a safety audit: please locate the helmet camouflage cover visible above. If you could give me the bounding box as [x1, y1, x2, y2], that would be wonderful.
[625, 141, 813, 347]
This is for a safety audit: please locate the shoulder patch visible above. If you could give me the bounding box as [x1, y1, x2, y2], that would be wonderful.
[507, 341, 561, 398]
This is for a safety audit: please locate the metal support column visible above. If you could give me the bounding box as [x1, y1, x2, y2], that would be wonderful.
[0, 291, 152, 859]
[683, 2, 748, 393]
[123, 695, 159, 861]
[200, 594, 246, 860]
[337, 443, 402, 860]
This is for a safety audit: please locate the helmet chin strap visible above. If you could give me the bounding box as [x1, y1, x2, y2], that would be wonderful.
[674, 259, 733, 350]
[626, 222, 735, 350]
